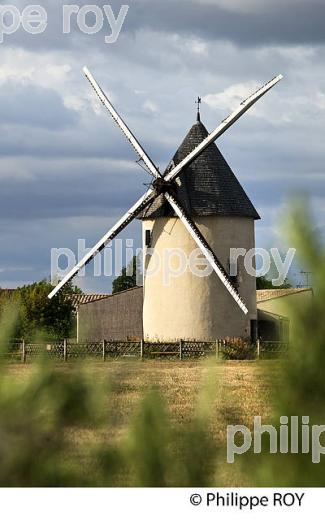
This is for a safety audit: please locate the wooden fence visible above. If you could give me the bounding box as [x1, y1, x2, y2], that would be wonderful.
[1, 339, 289, 363]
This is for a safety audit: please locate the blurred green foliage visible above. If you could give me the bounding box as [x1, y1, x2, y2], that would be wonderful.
[0, 303, 219, 487]
[242, 202, 325, 485]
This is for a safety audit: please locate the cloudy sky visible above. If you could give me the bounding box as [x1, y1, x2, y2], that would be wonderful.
[0, 0, 324, 292]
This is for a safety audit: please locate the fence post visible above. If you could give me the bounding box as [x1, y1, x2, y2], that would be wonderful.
[102, 340, 106, 362]
[256, 339, 260, 359]
[179, 339, 183, 361]
[140, 339, 144, 360]
[63, 339, 67, 362]
[21, 339, 26, 364]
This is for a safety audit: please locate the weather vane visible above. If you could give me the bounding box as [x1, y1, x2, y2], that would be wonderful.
[196, 96, 202, 121]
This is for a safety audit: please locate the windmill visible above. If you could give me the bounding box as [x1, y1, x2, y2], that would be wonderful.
[49, 68, 282, 341]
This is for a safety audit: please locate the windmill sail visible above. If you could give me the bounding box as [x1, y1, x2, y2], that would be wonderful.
[49, 69, 282, 309]
[165, 75, 283, 184]
[83, 67, 160, 180]
[164, 193, 248, 314]
[48, 188, 156, 299]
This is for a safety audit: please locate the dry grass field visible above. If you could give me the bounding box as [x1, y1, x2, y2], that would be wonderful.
[6, 359, 280, 486]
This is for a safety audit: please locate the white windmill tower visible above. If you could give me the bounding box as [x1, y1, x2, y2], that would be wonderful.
[49, 69, 283, 342]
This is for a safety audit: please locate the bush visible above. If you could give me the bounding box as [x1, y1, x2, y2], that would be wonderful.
[221, 337, 256, 360]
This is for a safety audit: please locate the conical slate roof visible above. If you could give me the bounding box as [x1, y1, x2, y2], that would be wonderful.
[140, 120, 260, 220]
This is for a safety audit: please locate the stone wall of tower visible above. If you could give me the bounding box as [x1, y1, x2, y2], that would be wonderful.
[142, 215, 257, 341]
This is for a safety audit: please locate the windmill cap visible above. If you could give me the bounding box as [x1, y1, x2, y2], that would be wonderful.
[139, 119, 260, 220]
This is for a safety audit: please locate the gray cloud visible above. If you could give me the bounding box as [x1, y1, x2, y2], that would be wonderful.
[0, 0, 324, 290]
[0, 82, 78, 129]
[125, 0, 325, 46]
[6, 0, 325, 50]
[0, 157, 149, 220]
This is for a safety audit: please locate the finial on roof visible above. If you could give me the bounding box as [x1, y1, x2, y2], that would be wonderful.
[195, 96, 202, 122]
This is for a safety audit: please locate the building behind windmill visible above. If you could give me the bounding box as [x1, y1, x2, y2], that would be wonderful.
[79, 114, 260, 342]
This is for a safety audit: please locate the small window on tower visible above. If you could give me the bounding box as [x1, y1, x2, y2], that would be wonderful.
[145, 230, 152, 248]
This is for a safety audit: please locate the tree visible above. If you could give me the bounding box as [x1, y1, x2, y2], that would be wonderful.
[256, 275, 292, 290]
[112, 256, 141, 294]
[0, 280, 82, 340]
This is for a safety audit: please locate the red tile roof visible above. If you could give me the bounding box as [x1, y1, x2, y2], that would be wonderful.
[257, 288, 312, 303]
[68, 294, 110, 309]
